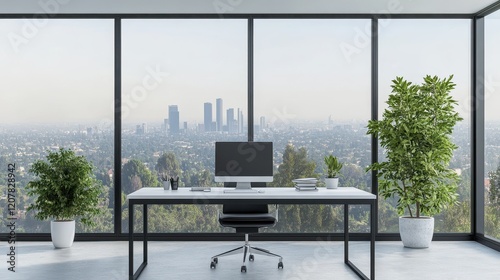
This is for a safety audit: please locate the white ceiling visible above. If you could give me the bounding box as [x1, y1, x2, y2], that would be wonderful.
[0, 0, 498, 14]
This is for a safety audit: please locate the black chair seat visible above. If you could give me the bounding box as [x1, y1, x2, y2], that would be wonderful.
[219, 213, 276, 227]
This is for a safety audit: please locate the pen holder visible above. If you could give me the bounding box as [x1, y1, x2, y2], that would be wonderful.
[170, 178, 179, 190]
[163, 181, 170, 190]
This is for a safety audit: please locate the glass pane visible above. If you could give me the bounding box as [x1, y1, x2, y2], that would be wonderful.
[378, 19, 471, 233]
[254, 19, 372, 233]
[121, 19, 247, 233]
[485, 11, 500, 241]
[0, 19, 114, 233]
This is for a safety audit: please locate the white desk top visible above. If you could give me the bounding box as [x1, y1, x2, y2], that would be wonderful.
[127, 187, 376, 201]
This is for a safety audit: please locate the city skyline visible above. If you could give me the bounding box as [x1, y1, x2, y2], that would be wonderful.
[151, 98, 251, 133]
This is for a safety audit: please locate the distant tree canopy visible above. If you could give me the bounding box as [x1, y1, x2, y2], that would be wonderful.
[271, 144, 317, 187]
[121, 156, 218, 234]
[488, 164, 500, 206]
[0, 156, 7, 172]
[196, 169, 212, 187]
[486, 163, 500, 239]
[269, 144, 344, 232]
[156, 152, 181, 178]
[122, 159, 158, 194]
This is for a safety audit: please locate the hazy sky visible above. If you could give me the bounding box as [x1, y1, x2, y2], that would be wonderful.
[254, 19, 371, 123]
[0, 19, 114, 124]
[485, 11, 500, 121]
[1, 17, 500, 125]
[379, 19, 471, 122]
[121, 19, 247, 124]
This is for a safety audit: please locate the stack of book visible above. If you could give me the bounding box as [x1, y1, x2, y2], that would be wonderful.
[292, 178, 318, 191]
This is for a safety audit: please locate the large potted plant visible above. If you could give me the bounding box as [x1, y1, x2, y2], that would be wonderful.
[27, 148, 103, 248]
[324, 155, 343, 189]
[367, 75, 462, 248]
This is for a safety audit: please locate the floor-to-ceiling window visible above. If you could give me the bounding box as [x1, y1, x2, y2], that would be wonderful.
[0, 19, 114, 233]
[378, 19, 471, 233]
[1, 14, 494, 242]
[254, 19, 372, 233]
[121, 19, 247, 233]
[484, 10, 500, 241]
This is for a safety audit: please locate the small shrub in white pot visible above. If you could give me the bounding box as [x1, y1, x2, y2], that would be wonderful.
[27, 148, 103, 248]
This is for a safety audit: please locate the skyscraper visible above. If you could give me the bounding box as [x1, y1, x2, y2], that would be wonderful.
[216, 98, 223, 132]
[168, 105, 180, 134]
[227, 108, 235, 133]
[260, 116, 266, 132]
[204, 102, 213, 132]
[238, 108, 244, 134]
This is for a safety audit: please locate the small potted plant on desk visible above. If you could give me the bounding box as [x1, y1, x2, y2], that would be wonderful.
[324, 155, 343, 189]
[367, 75, 462, 248]
[26, 148, 103, 248]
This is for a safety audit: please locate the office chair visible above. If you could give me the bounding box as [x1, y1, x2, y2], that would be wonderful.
[210, 183, 283, 273]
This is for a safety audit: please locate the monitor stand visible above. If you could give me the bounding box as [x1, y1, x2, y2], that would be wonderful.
[223, 182, 264, 193]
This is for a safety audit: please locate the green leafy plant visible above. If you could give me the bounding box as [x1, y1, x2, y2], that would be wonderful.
[26, 148, 103, 227]
[367, 75, 462, 218]
[324, 155, 343, 178]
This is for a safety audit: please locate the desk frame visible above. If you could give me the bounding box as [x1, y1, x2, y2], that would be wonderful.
[128, 192, 376, 280]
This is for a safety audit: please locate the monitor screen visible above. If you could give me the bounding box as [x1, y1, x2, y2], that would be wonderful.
[215, 142, 273, 190]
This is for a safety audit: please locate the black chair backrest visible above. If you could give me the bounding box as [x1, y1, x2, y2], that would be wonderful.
[223, 182, 268, 214]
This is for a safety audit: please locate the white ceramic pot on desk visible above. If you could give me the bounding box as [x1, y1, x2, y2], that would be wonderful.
[325, 177, 339, 189]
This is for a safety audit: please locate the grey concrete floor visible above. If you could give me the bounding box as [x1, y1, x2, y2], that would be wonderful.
[1, 241, 499, 280]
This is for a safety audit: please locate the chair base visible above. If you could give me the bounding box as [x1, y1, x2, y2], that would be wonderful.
[210, 234, 283, 272]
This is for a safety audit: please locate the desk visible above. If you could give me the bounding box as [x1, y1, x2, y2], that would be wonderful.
[128, 187, 377, 280]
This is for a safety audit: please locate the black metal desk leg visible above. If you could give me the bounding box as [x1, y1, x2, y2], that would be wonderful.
[344, 203, 371, 280]
[144, 204, 148, 263]
[344, 204, 349, 264]
[129, 202, 134, 280]
[129, 202, 148, 280]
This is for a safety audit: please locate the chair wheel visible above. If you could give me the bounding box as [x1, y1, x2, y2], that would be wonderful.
[241, 265, 247, 273]
[213, 257, 218, 264]
[249, 254, 254, 262]
[278, 261, 284, 269]
[210, 261, 216, 269]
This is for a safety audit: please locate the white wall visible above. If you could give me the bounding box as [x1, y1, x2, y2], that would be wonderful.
[0, 0, 497, 14]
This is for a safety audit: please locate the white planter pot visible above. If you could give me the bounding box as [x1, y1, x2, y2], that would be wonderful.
[51, 220, 75, 249]
[325, 177, 339, 189]
[163, 181, 170, 190]
[399, 216, 434, 248]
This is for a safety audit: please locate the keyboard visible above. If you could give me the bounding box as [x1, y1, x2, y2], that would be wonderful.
[190, 187, 211, 191]
[223, 188, 264, 193]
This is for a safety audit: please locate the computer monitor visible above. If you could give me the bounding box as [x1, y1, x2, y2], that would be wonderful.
[215, 142, 273, 191]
